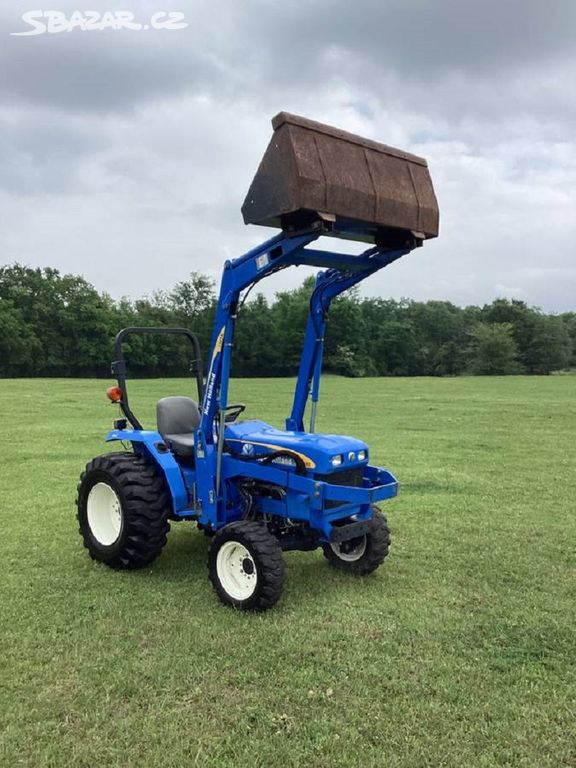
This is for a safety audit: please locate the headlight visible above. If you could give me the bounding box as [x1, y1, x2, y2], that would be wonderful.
[357, 450, 367, 461]
[330, 454, 343, 467]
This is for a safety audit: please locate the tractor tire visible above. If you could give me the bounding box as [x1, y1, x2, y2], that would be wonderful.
[322, 507, 390, 575]
[208, 521, 285, 611]
[76, 452, 171, 570]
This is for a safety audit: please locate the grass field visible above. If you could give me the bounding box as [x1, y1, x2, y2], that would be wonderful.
[1, 376, 575, 767]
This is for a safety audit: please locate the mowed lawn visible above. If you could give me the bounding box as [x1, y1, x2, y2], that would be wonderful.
[1, 376, 575, 767]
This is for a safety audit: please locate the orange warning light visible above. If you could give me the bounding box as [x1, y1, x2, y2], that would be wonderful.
[106, 386, 123, 403]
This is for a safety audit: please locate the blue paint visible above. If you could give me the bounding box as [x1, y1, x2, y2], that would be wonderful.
[104, 232, 413, 544]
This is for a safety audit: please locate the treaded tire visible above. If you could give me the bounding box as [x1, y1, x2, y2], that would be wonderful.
[208, 521, 285, 612]
[77, 452, 171, 570]
[322, 507, 390, 575]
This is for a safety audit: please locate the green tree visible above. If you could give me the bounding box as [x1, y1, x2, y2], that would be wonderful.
[0, 299, 40, 375]
[324, 289, 372, 376]
[406, 300, 469, 375]
[525, 315, 571, 374]
[373, 319, 418, 375]
[0, 264, 115, 375]
[234, 293, 282, 376]
[466, 323, 522, 375]
[560, 312, 576, 368]
[269, 279, 314, 375]
[1, 262, 573, 380]
[482, 299, 538, 371]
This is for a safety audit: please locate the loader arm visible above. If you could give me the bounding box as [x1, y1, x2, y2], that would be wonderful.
[287, 245, 410, 432]
[199, 232, 412, 444]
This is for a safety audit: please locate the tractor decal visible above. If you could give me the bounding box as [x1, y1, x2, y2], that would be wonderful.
[226, 438, 316, 469]
[203, 326, 225, 418]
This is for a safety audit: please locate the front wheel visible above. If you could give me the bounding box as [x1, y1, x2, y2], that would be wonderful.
[322, 507, 390, 575]
[208, 521, 285, 611]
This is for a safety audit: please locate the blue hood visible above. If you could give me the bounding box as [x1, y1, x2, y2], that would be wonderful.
[224, 419, 368, 474]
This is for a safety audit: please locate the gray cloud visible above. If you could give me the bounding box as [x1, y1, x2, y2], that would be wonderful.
[249, 0, 576, 76]
[0, 0, 575, 312]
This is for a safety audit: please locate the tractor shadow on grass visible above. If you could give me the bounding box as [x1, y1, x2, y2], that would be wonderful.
[283, 549, 401, 610]
[153, 522, 212, 581]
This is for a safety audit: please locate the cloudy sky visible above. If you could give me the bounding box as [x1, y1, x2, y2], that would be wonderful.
[1, 0, 575, 310]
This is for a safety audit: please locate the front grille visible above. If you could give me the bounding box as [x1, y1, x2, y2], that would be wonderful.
[315, 468, 364, 488]
[315, 468, 364, 508]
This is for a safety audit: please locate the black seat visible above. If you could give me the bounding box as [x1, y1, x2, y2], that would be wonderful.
[156, 396, 200, 457]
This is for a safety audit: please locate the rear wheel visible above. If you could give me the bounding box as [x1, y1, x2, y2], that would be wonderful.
[77, 452, 171, 569]
[208, 521, 284, 611]
[322, 507, 390, 575]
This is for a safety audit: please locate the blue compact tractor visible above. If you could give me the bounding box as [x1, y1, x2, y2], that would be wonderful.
[77, 113, 439, 610]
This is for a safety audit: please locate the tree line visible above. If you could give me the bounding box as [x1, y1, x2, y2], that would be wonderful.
[1, 263, 574, 378]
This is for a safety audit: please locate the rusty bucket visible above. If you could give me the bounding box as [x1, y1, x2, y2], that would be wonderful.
[242, 112, 439, 247]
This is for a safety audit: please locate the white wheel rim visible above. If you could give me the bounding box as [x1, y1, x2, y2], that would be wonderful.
[330, 536, 367, 562]
[87, 482, 123, 546]
[216, 541, 258, 601]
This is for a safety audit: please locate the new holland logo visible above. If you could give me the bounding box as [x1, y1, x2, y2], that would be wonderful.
[241, 443, 255, 456]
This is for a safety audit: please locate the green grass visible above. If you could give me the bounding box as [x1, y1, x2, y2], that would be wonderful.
[1, 376, 575, 767]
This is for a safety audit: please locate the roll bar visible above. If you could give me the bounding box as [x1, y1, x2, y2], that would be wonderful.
[111, 326, 204, 430]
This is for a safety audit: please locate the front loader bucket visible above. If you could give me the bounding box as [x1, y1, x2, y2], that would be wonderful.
[242, 112, 439, 247]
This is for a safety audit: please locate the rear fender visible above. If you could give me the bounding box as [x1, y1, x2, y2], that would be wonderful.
[106, 429, 189, 512]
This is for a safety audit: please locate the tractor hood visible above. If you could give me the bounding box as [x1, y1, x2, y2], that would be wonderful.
[224, 420, 368, 474]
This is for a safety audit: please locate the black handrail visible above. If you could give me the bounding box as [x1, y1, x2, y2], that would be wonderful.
[111, 326, 204, 430]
